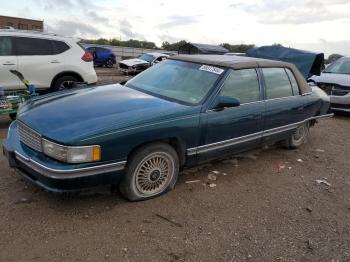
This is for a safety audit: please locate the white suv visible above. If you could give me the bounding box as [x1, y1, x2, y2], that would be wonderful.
[0, 29, 97, 91]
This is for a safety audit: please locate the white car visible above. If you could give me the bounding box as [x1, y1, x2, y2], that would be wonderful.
[0, 29, 97, 92]
[119, 52, 169, 74]
[309, 57, 350, 113]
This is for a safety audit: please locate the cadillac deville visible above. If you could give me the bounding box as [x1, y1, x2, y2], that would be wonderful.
[3, 55, 332, 201]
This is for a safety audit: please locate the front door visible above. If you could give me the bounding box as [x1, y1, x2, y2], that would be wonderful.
[0, 36, 19, 90]
[198, 68, 264, 161]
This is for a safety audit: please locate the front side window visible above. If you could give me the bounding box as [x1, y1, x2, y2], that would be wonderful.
[0, 36, 14, 56]
[16, 37, 53, 56]
[125, 60, 223, 104]
[263, 68, 293, 99]
[220, 69, 260, 104]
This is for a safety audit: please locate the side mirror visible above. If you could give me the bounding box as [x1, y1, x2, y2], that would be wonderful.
[212, 96, 240, 110]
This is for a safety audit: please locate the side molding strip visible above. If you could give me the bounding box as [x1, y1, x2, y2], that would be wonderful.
[187, 114, 333, 156]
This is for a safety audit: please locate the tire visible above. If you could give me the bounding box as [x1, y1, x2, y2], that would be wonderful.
[9, 113, 16, 121]
[52, 76, 79, 92]
[105, 59, 114, 68]
[119, 142, 179, 201]
[282, 122, 310, 149]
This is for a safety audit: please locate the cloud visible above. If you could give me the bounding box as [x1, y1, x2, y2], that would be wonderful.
[230, 0, 350, 24]
[295, 40, 350, 56]
[47, 20, 101, 38]
[119, 19, 145, 40]
[87, 11, 109, 24]
[158, 15, 198, 29]
[31, 0, 96, 12]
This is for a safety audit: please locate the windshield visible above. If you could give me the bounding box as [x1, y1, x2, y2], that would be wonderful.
[138, 54, 155, 63]
[125, 60, 224, 104]
[324, 59, 350, 74]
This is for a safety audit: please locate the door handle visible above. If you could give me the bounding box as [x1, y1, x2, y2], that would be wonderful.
[297, 106, 304, 111]
[50, 60, 60, 64]
[3, 63, 15, 66]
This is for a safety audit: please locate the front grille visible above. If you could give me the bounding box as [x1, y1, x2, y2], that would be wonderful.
[18, 122, 42, 152]
[331, 89, 350, 96]
[319, 83, 350, 96]
[318, 83, 334, 95]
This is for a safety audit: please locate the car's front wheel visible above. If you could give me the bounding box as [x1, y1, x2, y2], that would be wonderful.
[283, 122, 310, 149]
[119, 143, 179, 201]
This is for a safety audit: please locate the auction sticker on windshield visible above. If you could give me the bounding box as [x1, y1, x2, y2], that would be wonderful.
[199, 65, 224, 75]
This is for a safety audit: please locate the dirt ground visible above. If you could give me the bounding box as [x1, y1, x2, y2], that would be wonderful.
[0, 68, 349, 261]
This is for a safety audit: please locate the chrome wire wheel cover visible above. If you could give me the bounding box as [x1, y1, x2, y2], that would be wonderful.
[293, 124, 307, 143]
[134, 152, 175, 196]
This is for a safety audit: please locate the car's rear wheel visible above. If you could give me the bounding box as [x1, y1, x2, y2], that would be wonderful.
[105, 59, 114, 68]
[119, 143, 179, 201]
[283, 122, 310, 149]
[52, 76, 79, 92]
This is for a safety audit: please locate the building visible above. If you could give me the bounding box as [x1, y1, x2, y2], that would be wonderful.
[0, 15, 43, 31]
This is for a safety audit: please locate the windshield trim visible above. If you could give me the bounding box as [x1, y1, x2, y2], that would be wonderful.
[125, 63, 228, 106]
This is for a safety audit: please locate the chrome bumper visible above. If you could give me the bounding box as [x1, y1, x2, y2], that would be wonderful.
[14, 151, 126, 180]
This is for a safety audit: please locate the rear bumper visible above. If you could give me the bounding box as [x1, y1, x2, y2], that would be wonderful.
[84, 71, 98, 85]
[2, 123, 126, 192]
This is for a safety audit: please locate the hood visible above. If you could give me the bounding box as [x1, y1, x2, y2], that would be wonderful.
[119, 58, 150, 67]
[17, 85, 196, 144]
[310, 72, 350, 87]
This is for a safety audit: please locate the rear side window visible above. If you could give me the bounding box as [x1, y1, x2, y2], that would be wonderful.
[0, 36, 14, 56]
[52, 40, 70, 54]
[262, 68, 293, 99]
[220, 69, 260, 104]
[16, 37, 53, 55]
[285, 69, 300, 95]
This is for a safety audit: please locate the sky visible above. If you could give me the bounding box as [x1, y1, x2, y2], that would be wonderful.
[1, 0, 350, 56]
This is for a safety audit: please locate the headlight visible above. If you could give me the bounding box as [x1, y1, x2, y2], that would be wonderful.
[42, 139, 101, 163]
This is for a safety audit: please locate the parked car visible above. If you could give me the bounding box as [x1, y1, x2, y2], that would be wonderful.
[118, 52, 169, 74]
[0, 29, 97, 92]
[309, 57, 350, 113]
[85, 46, 116, 68]
[3, 55, 332, 201]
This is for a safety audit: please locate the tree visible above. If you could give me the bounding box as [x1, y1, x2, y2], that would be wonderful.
[220, 43, 255, 53]
[94, 38, 110, 45]
[161, 40, 188, 51]
[110, 38, 121, 46]
[272, 43, 283, 47]
[326, 54, 343, 64]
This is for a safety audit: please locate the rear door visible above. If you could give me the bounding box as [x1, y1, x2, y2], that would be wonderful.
[261, 67, 305, 144]
[199, 68, 264, 161]
[0, 36, 19, 90]
[16, 37, 64, 89]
